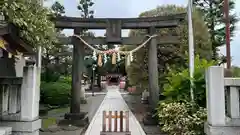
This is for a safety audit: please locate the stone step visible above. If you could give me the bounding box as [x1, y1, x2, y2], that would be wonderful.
[0, 127, 12, 135]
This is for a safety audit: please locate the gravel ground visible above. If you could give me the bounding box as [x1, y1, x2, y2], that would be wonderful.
[40, 93, 106, 135]
[122, 94, 165, 135]
[40, 90, 164, 135]
[85, 94, 106, 121]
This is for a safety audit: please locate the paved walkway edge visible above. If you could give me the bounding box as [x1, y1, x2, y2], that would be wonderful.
[85, 92, 108, 134]
[115, 90, 146, 135]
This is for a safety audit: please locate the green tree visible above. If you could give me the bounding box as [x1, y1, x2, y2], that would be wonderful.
[162, 55, 216, 107]
[125, 5, 212, 90]
[77, 0, 94, 18]
[76, 0, 97, 86]
[231, 66, 240, 77]
[77, 0, 95, 57]
[76, 0, 95, 58]
[51, 1, 65, 17]
[193, 0, 238, 60]
[1, 0, 57, 48]
[41, 1, 69, 82]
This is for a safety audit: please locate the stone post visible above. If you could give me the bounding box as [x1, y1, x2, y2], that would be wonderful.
[20, 60, 40, 121]
[205, 66, 225, 126]
[229, 86, 240, 118]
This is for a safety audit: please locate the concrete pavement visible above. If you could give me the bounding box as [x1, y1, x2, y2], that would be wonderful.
[85, 86, 146, 135]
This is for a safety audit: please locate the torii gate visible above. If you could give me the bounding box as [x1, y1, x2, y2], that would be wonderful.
[53, 13, 185, 123]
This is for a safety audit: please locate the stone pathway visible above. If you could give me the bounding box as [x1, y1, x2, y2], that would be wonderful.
[85, 86, 146, 135]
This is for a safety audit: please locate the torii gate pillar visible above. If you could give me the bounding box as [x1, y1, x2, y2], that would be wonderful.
[148, 27, 159, 108]
[63, 28, 88, 125]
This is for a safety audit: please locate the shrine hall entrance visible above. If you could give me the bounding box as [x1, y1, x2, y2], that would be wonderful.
[107, 74, 121, 86]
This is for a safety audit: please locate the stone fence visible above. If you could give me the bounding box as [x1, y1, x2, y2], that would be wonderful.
[205, 66, 240, 135]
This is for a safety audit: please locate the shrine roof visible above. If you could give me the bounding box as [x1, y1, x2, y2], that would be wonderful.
[0, 23, 34, 55]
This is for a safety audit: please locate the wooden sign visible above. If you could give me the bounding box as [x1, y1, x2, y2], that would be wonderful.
[106, 20, 122, 44]
[100, 111, 131, 135]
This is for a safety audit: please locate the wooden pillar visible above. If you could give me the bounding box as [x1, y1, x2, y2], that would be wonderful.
[148, 27, 159, 108]
[71, 28, 85, 113]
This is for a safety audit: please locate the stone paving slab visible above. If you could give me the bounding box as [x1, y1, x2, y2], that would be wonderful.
[0, 127, 12, 135]
[85, 92, 129, 95]
[85, 86, 146, 135]
[40, 129, 82, 135]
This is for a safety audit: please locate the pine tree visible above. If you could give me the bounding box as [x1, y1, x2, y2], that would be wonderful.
[77, 0, 94, 18]
[194, 0, 238, 60]
[51, 1, 65, 17]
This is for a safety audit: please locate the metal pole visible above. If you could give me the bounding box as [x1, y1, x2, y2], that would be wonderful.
[36, 46, 42, 67]
[188, 0, 195, 101]
[224, 0, 231, 69]
[37, 0, 43, 68]
[92, 66, 95, 96]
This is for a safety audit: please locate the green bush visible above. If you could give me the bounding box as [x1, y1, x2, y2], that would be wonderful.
[58, 76, 71, 84]
[157, 101, 207, 135]
[162, 55, 215, 107]
[40, 82, 71, 106]
[41, 71, 61, 82]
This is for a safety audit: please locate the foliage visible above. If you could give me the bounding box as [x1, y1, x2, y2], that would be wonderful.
[51, 1, 65, 17]
[126, 5, 212, 89]
[162, 55, 216, 107]
[41, 41, 72, 82]
[1, 0, 57, 48]
[126, 61, 149, 88]
[230, 66, 240, 77]
[41, 71, 60, 82]
[58, 76, 71, 84]
[157, 101, 207, 135]
[41, 2, 73, 82]
[77, 0, 94, 18]
[40, 82, 70, 106]
[137, 5, 212, 59]
[194, 0, 238, 59]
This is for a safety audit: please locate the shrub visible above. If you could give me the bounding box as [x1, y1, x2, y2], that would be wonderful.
[162, 55, 216, 107]
[40, 82, 71, 106]
[58, 76, 71, 84]
[157, 101, 207, 135]
[41, 71, 61, 82]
